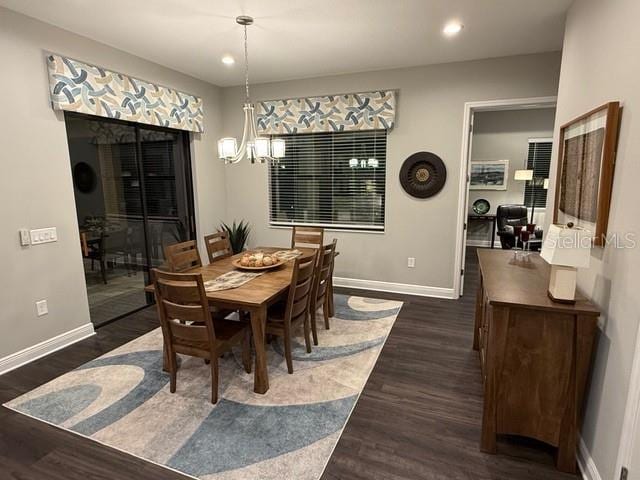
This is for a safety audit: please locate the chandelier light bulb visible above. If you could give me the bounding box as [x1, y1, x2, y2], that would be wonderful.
[254, 137, 271, 158]
[218, 138, 237, 159]
[271, 138, 286, 159]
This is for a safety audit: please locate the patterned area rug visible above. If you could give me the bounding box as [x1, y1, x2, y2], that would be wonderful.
[4, 295, 402, 480]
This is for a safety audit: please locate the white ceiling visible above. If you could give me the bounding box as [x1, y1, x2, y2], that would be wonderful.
[0, 0, 571, 87]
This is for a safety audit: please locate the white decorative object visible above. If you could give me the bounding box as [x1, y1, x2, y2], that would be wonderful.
[218, 16, 285, 165]
[541, 224, 592, 303]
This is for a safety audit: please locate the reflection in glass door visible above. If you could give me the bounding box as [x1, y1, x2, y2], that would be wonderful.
[66, 113, 194, 327]
[139, 127, 194, 269]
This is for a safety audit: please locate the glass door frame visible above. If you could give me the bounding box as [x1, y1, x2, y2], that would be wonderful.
[65, 111, 196, 309]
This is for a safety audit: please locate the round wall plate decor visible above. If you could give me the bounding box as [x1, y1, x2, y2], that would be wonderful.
[472, 198, 491, 215]
[399, 152, 447, 198]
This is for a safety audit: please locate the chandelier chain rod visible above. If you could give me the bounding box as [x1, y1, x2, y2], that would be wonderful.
[243, 24, 250, 104]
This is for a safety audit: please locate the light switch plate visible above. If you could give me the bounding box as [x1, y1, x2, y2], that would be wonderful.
[19, 229, 30, 246]
[407, 257, 416, 268]
[36, 300, 48, 316]
[30, 227, 57, 245]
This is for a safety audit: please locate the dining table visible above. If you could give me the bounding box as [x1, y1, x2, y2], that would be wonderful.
[145, 246, 316, 394]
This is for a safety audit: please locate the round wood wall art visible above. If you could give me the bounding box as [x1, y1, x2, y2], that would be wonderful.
[73, 162, 97, 194]
[399, 152, 447, 198]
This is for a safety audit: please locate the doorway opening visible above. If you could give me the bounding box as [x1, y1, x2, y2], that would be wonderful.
[454, 97, 557, 296]
[65, 112, 195, 327]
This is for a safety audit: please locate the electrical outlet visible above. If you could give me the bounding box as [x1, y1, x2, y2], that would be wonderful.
[407, 257, 416, 268]
[36, 300, 48, 316]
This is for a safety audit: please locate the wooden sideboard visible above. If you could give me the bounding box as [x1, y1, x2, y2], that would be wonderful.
[473, 249, 600, 473]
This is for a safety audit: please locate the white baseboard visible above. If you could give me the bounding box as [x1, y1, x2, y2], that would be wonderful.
[333, 277, 456, 299]
[0, 323, 95, 376]
[578, 437, 602, 480]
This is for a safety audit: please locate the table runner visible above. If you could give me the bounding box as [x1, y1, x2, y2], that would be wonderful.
[204, 270, 265, 292]
[272, 249, 303, 261]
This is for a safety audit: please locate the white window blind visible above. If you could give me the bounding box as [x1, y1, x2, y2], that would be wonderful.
[525, 139, 552, 208]
[268, 130, 386, 231]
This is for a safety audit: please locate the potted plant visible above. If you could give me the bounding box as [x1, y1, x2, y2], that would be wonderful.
[219, 220, 251, 254]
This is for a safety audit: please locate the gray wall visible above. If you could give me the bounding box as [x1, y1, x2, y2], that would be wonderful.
[220, 53, 561, 290]
[467, 108, 555, 244]
[546, 0, 640, 478]
[0, 7, 225, 360]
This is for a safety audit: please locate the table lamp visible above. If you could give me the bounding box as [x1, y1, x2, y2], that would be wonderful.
[513, 169, 534, 181]
[540, 224, 592, 303]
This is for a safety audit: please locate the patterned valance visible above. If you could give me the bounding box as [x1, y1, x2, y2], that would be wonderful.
[47, 54, 204, 133]
[256, 90, 396, 134]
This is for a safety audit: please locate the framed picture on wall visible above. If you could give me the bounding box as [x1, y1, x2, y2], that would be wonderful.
[553, 102, 621, 246]
[469, 160, 509, 190]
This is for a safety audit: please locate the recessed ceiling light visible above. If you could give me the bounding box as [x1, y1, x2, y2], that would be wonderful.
[443, 22, 464, 37]
[221, 55, 235, 66]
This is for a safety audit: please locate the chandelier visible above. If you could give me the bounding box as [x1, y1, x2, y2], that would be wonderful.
[218, 16, 285, 165]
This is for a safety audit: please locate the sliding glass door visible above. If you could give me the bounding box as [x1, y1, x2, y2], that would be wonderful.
[65, 113, 194, 327]
[138, 127, 194, 269]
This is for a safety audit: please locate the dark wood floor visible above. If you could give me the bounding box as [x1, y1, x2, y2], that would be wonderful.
[0, 248, 577, 480]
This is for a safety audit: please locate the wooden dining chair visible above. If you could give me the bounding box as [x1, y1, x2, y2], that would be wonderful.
[291, 226, 324, 250]
[80, 231, 107, 284]
[153, 269, 251, 404]
[164, 240, 202, 272]
[204, 231, 233, 264]
[265, 252, 317, 374]
[309, 240, 337, 345]
[327, 239, 338, 317]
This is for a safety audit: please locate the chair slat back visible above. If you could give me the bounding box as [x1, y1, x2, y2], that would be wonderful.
[291, 226, 324, 250]
[313, 240, 337, 306]
[285, 253, 317, 325]
[153, 269, 215, 353]
[164, 240, 202, 272]
[204, 232, 233, 263]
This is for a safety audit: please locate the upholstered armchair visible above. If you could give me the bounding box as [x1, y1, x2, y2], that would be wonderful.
[496, 204, 528, 249]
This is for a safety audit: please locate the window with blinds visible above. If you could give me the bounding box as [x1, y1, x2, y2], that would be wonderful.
[524, 139, 552, 208]
[269, 130, 386, 231]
